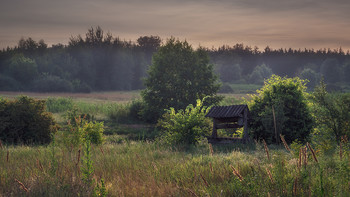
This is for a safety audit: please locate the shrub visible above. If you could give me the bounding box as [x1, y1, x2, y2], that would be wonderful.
[60, 108, 103, 148]
[311, 80, 350, 149]
[0, 74, 22, 91]
[32, 75, 73, 92]
[72, 79, 92, 93]
[129, 99, 146, 122]
[248, 75, 313, 144]
[157, 98, 212, 146]
[219, 84, 234, 93]
[0, 96, 58, 145]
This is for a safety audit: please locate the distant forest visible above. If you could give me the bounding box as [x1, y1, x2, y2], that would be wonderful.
[1, 27, 350, 93]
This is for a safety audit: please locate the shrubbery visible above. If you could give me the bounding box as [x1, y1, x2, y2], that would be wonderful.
[0, 96, 58, 144]
[248, 75, 313, 144]
[157, 99, 212, 146]
[311, 80, 350, 152]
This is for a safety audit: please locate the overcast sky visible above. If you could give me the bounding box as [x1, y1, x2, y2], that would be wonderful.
[1, 0, 350, 51]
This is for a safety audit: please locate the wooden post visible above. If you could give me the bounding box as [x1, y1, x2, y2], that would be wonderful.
[243, 107, 249, 141]
[212, 119, 218, 138]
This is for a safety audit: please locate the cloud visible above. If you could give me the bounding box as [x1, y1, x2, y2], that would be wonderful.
[1, 0, 350, 50]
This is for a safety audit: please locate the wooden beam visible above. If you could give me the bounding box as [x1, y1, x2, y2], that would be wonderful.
[216, 124, 242, 129]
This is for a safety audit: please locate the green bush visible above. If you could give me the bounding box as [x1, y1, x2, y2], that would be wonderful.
[58, 110, 104, 148]
[157, 98, 212, 146]
[248, 75, 313, 144]
[311, 80, 350, 151]
[32, 75, 73, 92]
[0, 96, 58, 145]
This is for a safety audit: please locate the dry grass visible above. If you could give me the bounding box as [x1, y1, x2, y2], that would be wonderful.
[0, 136, 349, 196]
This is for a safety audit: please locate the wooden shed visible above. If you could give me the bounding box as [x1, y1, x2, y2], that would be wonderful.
[205, 105, 249, 143]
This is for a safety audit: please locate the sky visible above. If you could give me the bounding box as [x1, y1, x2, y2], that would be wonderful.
[1, 0, 350, 51]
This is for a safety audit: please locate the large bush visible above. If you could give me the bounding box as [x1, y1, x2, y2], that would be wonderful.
[0, 96, 58, 145]
[157, 99, 212, 146]
[248, 75, 313, 144]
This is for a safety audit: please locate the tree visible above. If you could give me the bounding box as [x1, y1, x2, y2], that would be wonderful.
[343, 60, 350, 84]
[311, 80, 350, 147]
[248, 64, 273, 84]
[299, 68, 319, 90]
[7, 54, 38, 86]
[141, 38, 221, 122]
[320, 58, 341, 84]
[248, 75, 313, 144]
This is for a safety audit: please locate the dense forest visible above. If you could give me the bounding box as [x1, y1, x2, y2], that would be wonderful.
[1, 27, 350, 93]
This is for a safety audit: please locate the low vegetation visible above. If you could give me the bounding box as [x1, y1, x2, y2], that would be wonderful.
[0, 75, 349, 196]
[1, 138, 349, 196]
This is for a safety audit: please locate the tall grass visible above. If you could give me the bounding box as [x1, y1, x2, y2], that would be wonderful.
[1, 139, 349, 196]
[45, 97, 136, 123]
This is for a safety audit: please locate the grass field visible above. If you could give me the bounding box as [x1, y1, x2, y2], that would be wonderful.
[1, 90, 349, 196]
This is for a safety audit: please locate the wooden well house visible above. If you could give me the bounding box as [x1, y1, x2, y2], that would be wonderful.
[205, 105, 249, 143]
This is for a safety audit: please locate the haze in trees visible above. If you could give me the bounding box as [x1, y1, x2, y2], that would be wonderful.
[0, 27, 350, 93]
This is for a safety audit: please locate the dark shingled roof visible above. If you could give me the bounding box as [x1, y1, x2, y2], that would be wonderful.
[205, 105, 248, 118]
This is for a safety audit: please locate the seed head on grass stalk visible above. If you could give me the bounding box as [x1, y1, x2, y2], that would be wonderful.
[263, 139, 270, 161]
[230, 165, 243, 181]
[298, 147, 302, 169]
[303, 146, 308, 168]
[280, 134, 291, 152]
[266, 167, 274, 184]
[340, 141, 343, 161]
[14, 178, 29, 193]
[200, 173, 209, 187]
[293, 177, 298, 196]
[209, 143, 214, 156]
[307, 143, 318, 163]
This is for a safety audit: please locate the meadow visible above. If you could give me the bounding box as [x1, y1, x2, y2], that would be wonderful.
[0, 91, 349, 196]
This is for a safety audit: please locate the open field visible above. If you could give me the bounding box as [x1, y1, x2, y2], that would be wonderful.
[1, 90, 348, 196]
[0, 91, 141, 103]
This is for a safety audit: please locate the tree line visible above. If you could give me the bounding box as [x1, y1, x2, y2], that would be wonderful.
[1, 26, 349, 92]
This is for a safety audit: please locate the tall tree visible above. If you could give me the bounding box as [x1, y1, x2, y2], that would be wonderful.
[142, 38, 221, 122]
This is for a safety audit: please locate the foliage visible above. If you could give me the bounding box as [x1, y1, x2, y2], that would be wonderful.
[0, 74, 22, 91]
[58, 108, 103, 149]
[32, 74, 73, 92]
[248, 75, 313, 144]
[46, 97, 74, 113]
[157, 98, 212, 146]
[320, 58, 341, 84]
[142, 38, 222, 122]
[219, 83, 234, 93]
[6, 54, 38, 87]
[0, 96, 57, 144]
[248, 63, 273, 84]
[310, 80, 350, 150]
[1, 32, 350, 93]
[299, 68, 320, 90]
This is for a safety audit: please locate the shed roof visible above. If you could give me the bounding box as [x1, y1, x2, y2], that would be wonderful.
[205, 105, 248, 118]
